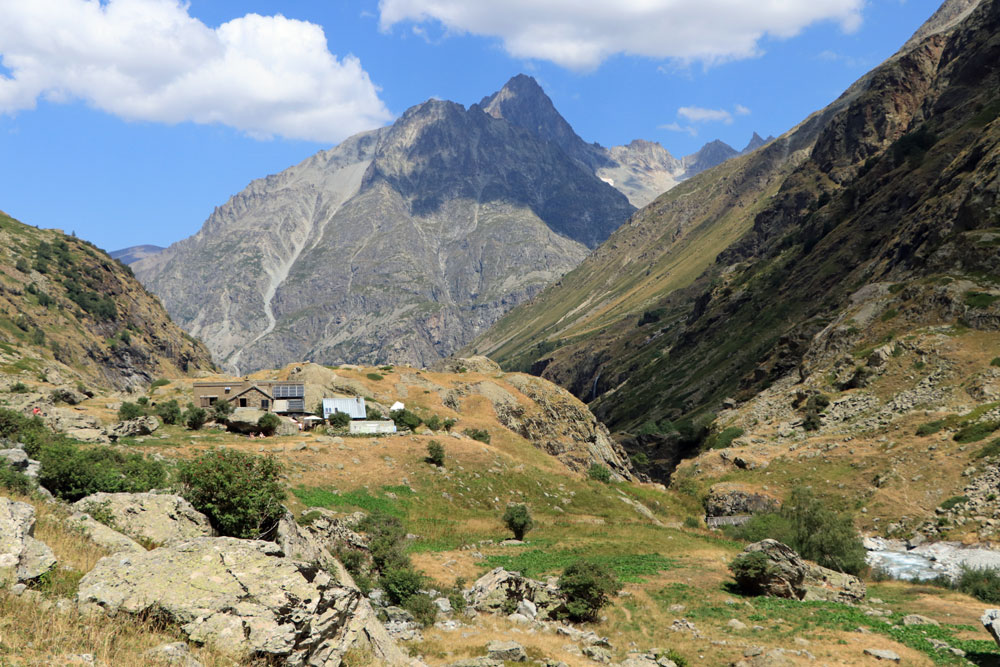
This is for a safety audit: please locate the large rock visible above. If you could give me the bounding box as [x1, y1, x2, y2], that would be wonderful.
[76, 537, 412, 665]
[0, 497, 56, 585]
[296, 509, 370, 552]
[470, 567, 563, 620]
[742, 540, 866, 603]
[102, 416, 160, 441]
[72, 493, 214, 546]
[982, 609, 1000, 648]
[66, 512, 145, 554]
[225, 408, 268, 434]
[0, 446, 40, 479]
[486, 640, 527, 662]
[704, 484, 778, 517]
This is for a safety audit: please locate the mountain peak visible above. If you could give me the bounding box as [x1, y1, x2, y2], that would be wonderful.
[741, 132, 770, 153]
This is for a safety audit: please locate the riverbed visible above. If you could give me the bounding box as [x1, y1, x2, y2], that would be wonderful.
[865, 537, 1000, 581]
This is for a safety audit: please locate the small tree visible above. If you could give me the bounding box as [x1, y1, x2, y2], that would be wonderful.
[558, 560, 621, 622]
[258, 412, 281, 436]
[728, 551, 775, 595]
[118, 401, 144, 421]
[390, 409, 422, 431]
[185, 405, 208, 430]
[155, 399, 181, 426]
[502, 504, 533, 541]
[212, 398, 234, 421]
[328, 411, 350, 428]
[426, 440, 445, 466]
[587, 463, 612, 483]
[178, 448, 286, 539]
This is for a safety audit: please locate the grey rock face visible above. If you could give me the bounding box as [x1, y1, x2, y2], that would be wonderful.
[72, 493, 214, 546]
[0, 497, 56, 585]
[470, 567, 563, 620]
[982, 608, 1000, 648]
[77, 537, 411, 665]
[102, 416, 160, 441]
[486, 640, 527, 662]
[66, 512, 145, 554]
[0, 446, 40, 479]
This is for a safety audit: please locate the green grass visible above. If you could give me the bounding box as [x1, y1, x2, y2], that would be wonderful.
[482, 548, 674, 583]
[965, 291, 1000, 309]
[292, 485, 412, 518]
[365, 373, 384, 381]
[975, 438, 1000, 459]
[953, 421, 1000, 444]
[939, 495, 969, 510]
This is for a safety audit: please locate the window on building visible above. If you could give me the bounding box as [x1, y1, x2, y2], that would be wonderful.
[261, 399, 269, 410]
[239, 398, 247, 407]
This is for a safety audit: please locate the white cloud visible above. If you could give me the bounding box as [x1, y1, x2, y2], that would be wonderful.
[378, 0, 864, 70]
[735, 104, 751, 116]
[659, 121, 697, 136]
[0, 0, 393, 143]
[678, 106, 733, 124]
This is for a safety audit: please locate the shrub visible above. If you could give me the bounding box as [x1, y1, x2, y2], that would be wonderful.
[954, 421, 1000, 443]
[442, 418, 457, 432]
[992, 357, 1000, 368]
[328, 411, 350, 428]
[150, 378, 170, 390]
[424, 415, 442, 432]
[916, 419, 949, 436]
[178, 449, 286, 539]
[558, 560, 621, 622]
[587, 463, 612, 483]
[403, 592, 438, 627]
[155, 399, 181, 425]
[0, 409, 49, 457]
[9, 382, 28, 393]
[0, 460, 35, 496]
[957, 567, 1000, 603]
[939, 495, 969, 510]
[729, 551, 775, 595]
[257, 412, 281, 436]
[464, 428, 490, 443]
[366, 373, 384, 381]
[358, 512, 410, 573]
[502, 504, 533, 541]
[708, 427, 744, 449]
[426, 440, 445, 467]
[683, 516, 701, 529]
[117, 401, 145, 421]
[382, 567, 425, 605]
[212, 399, 234, 421]
[390, 409, 422, 431]
[185, 406, 207, 430]
[15, 258, 29, 273]
[365, 405, 383, 421]
[630, 452, 650, 468]
[975, 438, 1000, 459]
[37, 441, 165, 502]
[727, 487, 865, 575]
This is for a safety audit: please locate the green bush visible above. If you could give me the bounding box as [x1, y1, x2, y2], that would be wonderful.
[502, 504, 533, 541]
[683, 516, 701, 529]
[464, 428, 490, 443]
[328, 411, 351, 428]
[708, 427, 745, 449]
[975, 438, 1000, 459]
[257, 412, 281, 436]
[630, 452, 650, 468]
[15, 258, 29, 273]
[443, 418, 457, 432]
[366, 373, 384, 381]
[557, 560, 621, 622]
[9, 382, 28, 393]
[382, 567, 425, 605]
[424, 415, 442, 432]
[939, 495, 969, 510]
[150, 378, 170, 390]
[991, 357, 1000, 368]
[954, 421, 1000, 443]
[916, 418, 949, 436]
[727, 487, 865, 575]
[965, 291, 1000, 309]
[957, 567, 1000, 603]
[403, 592, 438, 627]
[426, 440, 445, 466]
[390, 409, 422, 431]
[729, 551, 775, 595]
[185, 406, 208, 430]
[212, 399, 235, 421]
[358, 512, 410, 573]
[0, 409, 49, 457]
[37, 441, 165, 502]
[178, 449, 286, 539]
[0, 460, 35, 496]
[587, 463, 612, 483]
[155, 399, 181, 425]
[118, 401, 145, 421]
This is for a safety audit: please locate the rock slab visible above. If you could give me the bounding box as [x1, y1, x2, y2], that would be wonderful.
[73, 493, 214, 546]
[0, 496, 56, 585]
[743, 539, 866, 603]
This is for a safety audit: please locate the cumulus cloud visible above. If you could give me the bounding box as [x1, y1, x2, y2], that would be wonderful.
[378, 0, 864, 70]
[678, 106, 734, 124]
[0, 0, 392, 143]
[658, 121, 697, 136]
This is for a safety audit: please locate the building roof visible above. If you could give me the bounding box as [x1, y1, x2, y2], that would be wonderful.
[323, 397, 366, 420]
[232, 384, 274, 401]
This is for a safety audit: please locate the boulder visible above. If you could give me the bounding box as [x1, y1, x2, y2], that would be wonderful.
[276, 417, 300, 436]
[704, 484, 779, 517]
[296, 508, 370, 552]
[225, 408, 268, 434]
[51, 386, 88, 405]
[0, 446, 40, 479]
[742, 540, 866, 603]
[901, 613, 938, 626]
[862, 648, 900, 662]
[76, 537, 412, 665]
[275, 510, 336, 568]
[72, 493, 214, 546]
[981, 609, 1000, 647]
[0, 497, 56, 585]
[143, 642, 203, 667]
[66, 512, 145, 554]
[470, 567, 564, 619]
[486, 640, 527, 662]
[102, 416, 160, 441]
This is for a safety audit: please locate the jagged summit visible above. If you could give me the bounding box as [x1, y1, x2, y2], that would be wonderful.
[741, 132, 774, 153]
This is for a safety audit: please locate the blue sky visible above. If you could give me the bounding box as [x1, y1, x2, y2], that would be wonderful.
[0, 0, 941, 251]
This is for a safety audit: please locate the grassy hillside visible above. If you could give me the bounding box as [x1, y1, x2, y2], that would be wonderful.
[0, 211, 214, 391]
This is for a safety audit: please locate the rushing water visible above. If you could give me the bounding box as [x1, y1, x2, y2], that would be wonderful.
[865, 537, 1000, 581]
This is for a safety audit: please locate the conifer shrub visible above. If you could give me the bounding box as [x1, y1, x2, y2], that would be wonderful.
[155, 399, 181, 425]
[257, 413, 281, 436]
[184, 406, 207, 430]
[502, 504, 534, 541]
[426, 440, 445, 466]
[954, 421, 1000, 444]
[728, 551, 775, 595]
[178, 449, 285, 539]
[557, 560, 621, 622]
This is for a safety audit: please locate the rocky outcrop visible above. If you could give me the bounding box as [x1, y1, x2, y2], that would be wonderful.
[77, 537, 412, 665]
[704, 484, 779, 518]
[469, 567, 564, 620]
[101, 416, 160, 441]
[0, 446, 40, 479]
[982, 609, 1000, 648]
[66, 512, 145, 554]
[72, 493, 214, 546]
[0, 497, 56, 585]
[224, 408, 268, 434]
[742, 540, 866, 603]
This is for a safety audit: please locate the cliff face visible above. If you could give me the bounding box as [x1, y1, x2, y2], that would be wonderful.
[135, 78, 635, 374]
[0, 212, 214, 390]
[473, 0, 998, 476]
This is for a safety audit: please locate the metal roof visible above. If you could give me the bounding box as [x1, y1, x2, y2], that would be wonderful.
[322, 397, 366, 420]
